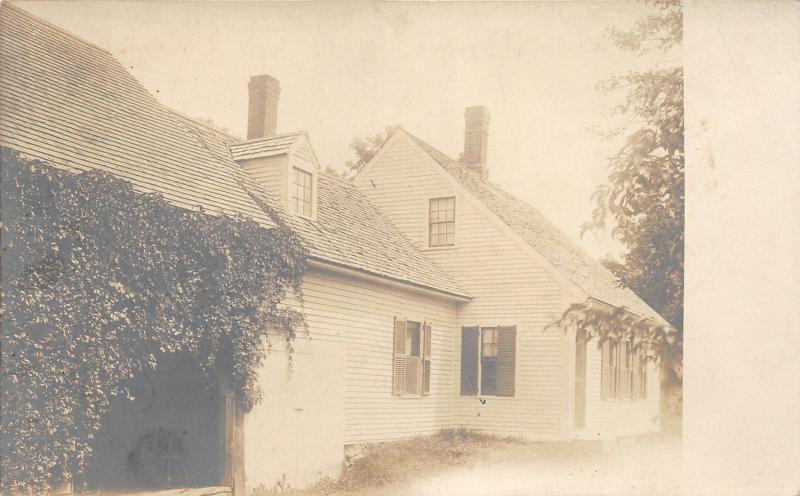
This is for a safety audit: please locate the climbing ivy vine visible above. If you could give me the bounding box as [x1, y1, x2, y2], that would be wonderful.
[1, 149, 307, 493]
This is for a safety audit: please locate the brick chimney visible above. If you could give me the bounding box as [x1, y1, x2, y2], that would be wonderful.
[462, 106, 490, 180]
[247, 74, 281, 139]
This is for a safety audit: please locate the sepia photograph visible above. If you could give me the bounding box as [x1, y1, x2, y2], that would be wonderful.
[1, 1, 797, 495]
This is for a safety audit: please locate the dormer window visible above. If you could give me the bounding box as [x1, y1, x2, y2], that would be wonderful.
[292, 167, 313, 217]
[429, 196, 455, 246]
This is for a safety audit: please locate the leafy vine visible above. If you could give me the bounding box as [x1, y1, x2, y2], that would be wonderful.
[1, 148, 307, 493]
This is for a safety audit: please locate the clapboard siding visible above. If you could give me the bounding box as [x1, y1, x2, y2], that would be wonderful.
[240, 155, 288, 208]
[354, 134, 573, 439]
[291, 138, 317, 171]
[291, 268, 457, 444]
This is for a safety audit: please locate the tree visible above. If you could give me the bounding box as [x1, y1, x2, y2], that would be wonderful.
[585, 0, 684, 334]
[344, 126, 399, 177]
[582, 0, 684, 430]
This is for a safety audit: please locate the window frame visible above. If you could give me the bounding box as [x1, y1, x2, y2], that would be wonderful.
[291, 166, 314, 218]
[392, 318, 432, 398]
[427, 196, 456, 248]
[460, 325, 516, 398]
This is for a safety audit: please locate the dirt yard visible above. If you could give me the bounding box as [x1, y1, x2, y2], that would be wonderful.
[253, 430, 684, 496]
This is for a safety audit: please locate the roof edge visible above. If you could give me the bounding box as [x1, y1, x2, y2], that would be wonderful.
[231, 130, 308, 147]
[307, 258, 471, 302]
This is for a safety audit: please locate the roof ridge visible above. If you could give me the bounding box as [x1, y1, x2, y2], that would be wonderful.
[4, 3, 115, 57]
[164, 105, 242, 142]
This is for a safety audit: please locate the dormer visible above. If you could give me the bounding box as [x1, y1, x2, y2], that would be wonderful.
[231, 75, 320, 219]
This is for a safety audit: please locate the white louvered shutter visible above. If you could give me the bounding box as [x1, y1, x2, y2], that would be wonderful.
[422, 322, 432, 396]
[393, 318, 407, 396]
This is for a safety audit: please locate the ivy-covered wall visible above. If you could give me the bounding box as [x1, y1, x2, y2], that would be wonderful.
[1, 148, 307, 493]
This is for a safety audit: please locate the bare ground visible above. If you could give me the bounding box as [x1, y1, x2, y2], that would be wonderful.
[258, 430, 684, 496]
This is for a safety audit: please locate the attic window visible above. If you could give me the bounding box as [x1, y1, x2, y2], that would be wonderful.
[429, 197, 455, 246]
[292, 167, 313, 217]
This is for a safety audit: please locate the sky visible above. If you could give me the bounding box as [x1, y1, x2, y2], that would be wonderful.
[17, 0, 676, 259]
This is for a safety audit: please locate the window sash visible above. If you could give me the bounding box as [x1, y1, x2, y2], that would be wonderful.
[429, 197, 455, 246]
[405, 322, 421, 358]
[481, 328, 499, 357]
[292, 168, 313, 216]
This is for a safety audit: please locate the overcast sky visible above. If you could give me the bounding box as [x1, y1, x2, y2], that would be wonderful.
[18, 1, 677, 259]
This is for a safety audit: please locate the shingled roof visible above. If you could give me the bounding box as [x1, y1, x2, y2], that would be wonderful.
[405, 131, 667, 323]
[291, 173, 468, 298]
[230, 132, 304, 161]
[0, 4, 276, 229]
[0, 4, 467, 299]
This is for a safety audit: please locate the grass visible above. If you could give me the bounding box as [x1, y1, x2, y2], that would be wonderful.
[249, 429, 520, 496]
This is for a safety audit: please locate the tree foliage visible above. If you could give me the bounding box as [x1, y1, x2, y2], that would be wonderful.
[344, 126, 399, 177]
[1, 149, 307, 493]
[552, 303, 682, 377]
[585, 0, 684, 333]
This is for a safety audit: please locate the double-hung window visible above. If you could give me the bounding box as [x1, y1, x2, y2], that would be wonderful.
[429, 197, 455, 247]
[392, 318, 432, 396]
[292, 167, 313, 217]
[460, 326, 516, 397]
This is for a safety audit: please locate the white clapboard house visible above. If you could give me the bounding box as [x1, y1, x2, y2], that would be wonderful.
[1, 4, 667, 494]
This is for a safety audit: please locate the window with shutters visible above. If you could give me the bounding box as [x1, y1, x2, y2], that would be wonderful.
[429, 197, 455, 247]
[601, 338, 648, 401]
[392, 318, 432, 396]
[460, 326, 515, 397]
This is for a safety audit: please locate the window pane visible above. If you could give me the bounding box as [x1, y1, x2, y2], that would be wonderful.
[406, 322, 421, 358]
[481, 358, 497, 395]
[481, 329, 498, 357]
